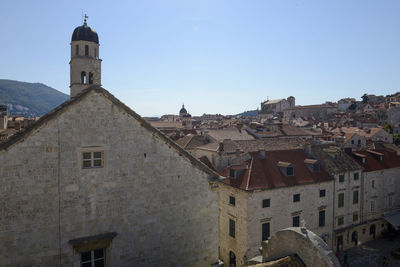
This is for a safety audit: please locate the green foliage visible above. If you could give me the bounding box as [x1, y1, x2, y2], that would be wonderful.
[393, 134, 400, 146]
[384, 123, 393, 134]
[362, 94, 369, 104]
[0, 79, 68, 117]
[348, 103, 357, 110]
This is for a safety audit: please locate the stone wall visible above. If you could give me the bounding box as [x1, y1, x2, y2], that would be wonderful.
[218, 183, 249, 267]
[262, 228, 340, 267]
[363, 168, 400, 222]
[0, 90, 219, 266]
[247, 181, 334, 256]
[218, 180, 334, 266]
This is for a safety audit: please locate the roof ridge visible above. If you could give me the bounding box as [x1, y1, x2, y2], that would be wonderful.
[0, 86, 221, 180]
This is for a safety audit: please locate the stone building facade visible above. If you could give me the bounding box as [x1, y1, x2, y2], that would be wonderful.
[217, 149, 333, 266]
[346, 148, 400, 248]
[0, 87, 220, 266]
[0, 21, 220, 267]
[260, 97, 295, 114]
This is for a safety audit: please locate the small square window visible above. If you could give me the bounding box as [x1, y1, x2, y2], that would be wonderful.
[293, 194, 300, 202]
[262, 199, 270, 208]
[320, 189, 326, 197]
[82, 151, 104, 169]
[339, 174, 344, 183]
[293, 216, 300, 227]
[354, 173, 359, 181]
[229, 196, 236, 206]
[286, 167, 294, 176]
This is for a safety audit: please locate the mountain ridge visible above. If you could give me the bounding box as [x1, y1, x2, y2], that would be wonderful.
[0, 79, 69, 117]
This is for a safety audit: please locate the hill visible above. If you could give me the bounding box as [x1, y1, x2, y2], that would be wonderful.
[0, 79, 69, 117]
[234, 109, 259, 117]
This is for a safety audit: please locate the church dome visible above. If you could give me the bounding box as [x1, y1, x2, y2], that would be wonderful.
[71, 21, 99, 44]
[179, 104, 187, 115]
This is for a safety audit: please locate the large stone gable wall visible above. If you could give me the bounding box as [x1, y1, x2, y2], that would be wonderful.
[0, 91, 218, 266]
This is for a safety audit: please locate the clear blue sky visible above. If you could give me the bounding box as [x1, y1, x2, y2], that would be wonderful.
[1, 0, 399, 116]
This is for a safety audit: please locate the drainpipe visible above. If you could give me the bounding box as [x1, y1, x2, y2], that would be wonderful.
[332, 172, 336, 250]
[360, 170, 364, 224]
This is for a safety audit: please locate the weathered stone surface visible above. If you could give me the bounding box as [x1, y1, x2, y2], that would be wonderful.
[0, 90, 219, 266]
[263, 227, 340, 267]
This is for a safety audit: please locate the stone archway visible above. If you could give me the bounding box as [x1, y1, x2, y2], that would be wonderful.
[229, 251, 236, 267]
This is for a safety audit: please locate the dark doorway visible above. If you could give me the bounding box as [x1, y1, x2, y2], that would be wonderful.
[370, 224, 376, 239]
[337, 235, 343, 252]
[351, 231, 358, 246]
[229, 251, 236, 267]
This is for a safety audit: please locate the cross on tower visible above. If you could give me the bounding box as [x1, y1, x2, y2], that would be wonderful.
[83, 14, 88, 25]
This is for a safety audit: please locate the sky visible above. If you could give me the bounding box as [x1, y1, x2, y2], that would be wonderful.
[1, 0, 400, 116]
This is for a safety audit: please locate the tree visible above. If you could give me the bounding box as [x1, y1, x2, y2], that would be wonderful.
[348, 103, 357, 110]
[362, 94, 369, 104]
[393, 134, 400, 146]
[384, 123, 393, 134]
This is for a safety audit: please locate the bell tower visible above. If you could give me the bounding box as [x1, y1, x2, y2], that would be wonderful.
[70, 15, 102, 98]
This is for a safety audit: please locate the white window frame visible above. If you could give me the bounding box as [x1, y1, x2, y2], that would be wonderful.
[78, 146, 107, 170]
[82, 151, 104, 169]
[81, 248, 105, 267]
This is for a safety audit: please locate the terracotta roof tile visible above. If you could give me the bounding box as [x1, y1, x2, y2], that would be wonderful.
[220, 149, 332, 191]
[346, 148, 400, 172]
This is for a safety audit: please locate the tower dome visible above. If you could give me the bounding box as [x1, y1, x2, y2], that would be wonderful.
[179, 104, 187, 115]
[71, 21, 99, 43]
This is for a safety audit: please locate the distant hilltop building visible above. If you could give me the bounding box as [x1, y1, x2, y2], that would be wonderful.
[338, 98, 356, 112]
[260, 96, 295, 114]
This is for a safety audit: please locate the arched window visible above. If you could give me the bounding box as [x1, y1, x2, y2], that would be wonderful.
[89, 72, 93, 84]
[81, 71, 87, 84]
[75, 45, 79, 55]
[85, 45, 89, 56]
[94, 48, 97, 59]
[229, 251, 236, 267]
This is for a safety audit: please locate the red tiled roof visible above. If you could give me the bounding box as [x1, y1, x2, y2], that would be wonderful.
[347, 148, 400, 172]
[220, 149, 332, 191]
